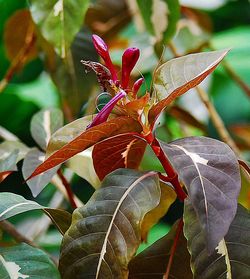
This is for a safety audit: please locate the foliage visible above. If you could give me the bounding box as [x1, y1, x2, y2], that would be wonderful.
[0, 0, 249, 278]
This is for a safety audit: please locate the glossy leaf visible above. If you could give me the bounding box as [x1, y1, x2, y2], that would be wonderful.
[0, 192, 71, 235]
[149, 49, 229, 124]
[136, 0, 180, 44]
[22, 148, 59, 197]
[30, 108, 63, 150]
[0, 140, 29, 163]
[0, 243, 60, 279]
[28, 116, 142, 180]
[141, 182, 176, 241]
[160, 136, 241, 252]
[3, 9, 37, 62]
[184, 200, 250, 278]
[93, 133, 147, 180]
[29, 0, 89, 58]
[129, 220, 192, 279]
[59, 168, 160, 279]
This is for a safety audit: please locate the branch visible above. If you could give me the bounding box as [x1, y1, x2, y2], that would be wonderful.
[164, 219, 184, 279]
[0, 220, 38, 248]
[57, 169, 77, 209]
[196, 86, 241, 157]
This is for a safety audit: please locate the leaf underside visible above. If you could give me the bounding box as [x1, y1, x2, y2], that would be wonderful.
[59, 168, 160, 279]
[160, 136, 241, 252]
[149, 49, 229, 124]
[184, 200, 250, 279]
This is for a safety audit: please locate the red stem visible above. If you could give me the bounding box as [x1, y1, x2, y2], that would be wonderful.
[57, 169, 77, 209]
[145, 133, 187, 201]
[164, 219, 184, 278]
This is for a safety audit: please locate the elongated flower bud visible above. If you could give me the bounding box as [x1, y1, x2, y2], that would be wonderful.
[132, 77, 144, 96]
[92, 34, 118, 82]
[87, 90, 126, 129]
[121, 47, 140, 89]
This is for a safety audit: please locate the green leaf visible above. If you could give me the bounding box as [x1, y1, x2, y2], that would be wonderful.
[149, 49, 229, 124]
[129, 220, 192, 279]
[184, 200, 250, 278]
[22, 148, 60, 197]
[59, 168, 160, 279]
[136, 0, 180, 44]
[29, 0, 89, 58]
[28, 116, 142, 180]
[160, 136, 241, 253]
[0, 243, 60, 279]
[0, 192, 71, 235]
[31, 108, 63, 151]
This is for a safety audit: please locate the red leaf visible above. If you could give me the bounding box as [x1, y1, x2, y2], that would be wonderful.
[93, 133, 147, 180]
[149, 50, 229, 125]
[28, 117, 142, 180]
[0, 171, 13, 183]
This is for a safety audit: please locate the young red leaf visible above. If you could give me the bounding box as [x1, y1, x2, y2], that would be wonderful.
[92, 133, 147, 180]
[27, 117, 142, 180]
[149, 49, 229, 125]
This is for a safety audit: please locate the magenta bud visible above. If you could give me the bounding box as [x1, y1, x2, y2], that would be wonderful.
[132, 77, 144, 95]
[121, 47, 140, 89]
[92, 34, 118, 82]
[87, 90, 126, 129]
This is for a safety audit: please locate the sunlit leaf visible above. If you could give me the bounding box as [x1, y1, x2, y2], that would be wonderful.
[136, 0, 180, 44]
[30, 108, 63, 150]
[59, 168, 160, 279]
[129, 219, 192, 279]
[0, 243, 60, 279]
[3, 9, 37, 62]
[0, 192, 71, 235]
[160, 136, 241, 252]
[238, 165, 250, 210]
[0, 140, 29, 163]
[29, 0, 89, 58]
[22, 148, 59, 197]
[149, 49, 229, 124]
[28, 116, 142, 180]
[184, 200, 250, 278]
[93, 133, 147, 180]
[67, 147, 100, 189]
[141, 182, 176, 241]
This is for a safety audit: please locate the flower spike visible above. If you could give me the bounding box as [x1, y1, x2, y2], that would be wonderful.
[92, 34, 118, 82]
[121, 47, 140, 89]
[87, 90, 126, 129]
[132, 77, 144, 96]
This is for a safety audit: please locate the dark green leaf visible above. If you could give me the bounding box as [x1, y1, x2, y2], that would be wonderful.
[30, 108, 63, 150]
[59, 168, 160, 279]
[0, 192, 71, 235]
[29, 0, 89, 58]
[184, 200, 250, 278]
[0, 243, 60, 279]
[129, 219, 192, 279]
[160, 136, 241, 252]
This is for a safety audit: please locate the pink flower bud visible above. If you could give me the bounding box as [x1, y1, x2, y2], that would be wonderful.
[87, 90, 126, 129]
[121, 47, 140, 89]
[132, 77, 144, 95]
[92, 34, 118, 82]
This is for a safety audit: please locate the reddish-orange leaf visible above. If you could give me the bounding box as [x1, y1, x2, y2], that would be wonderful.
[0, 171, 13, 183]
[28, 116, 142, 180]
[149, 49, 229, 125]
[93, 133, 147, 180]
[124, 93, 150, 119]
